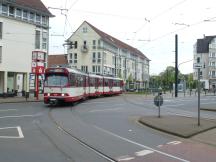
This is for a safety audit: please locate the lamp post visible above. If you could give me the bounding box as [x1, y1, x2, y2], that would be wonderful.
[175, 34, 178, 97]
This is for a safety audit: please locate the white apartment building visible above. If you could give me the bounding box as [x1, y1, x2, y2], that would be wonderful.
[0, 0, 52, 95]
[193, 35, 216, 89]
[66, 21, 150, 89]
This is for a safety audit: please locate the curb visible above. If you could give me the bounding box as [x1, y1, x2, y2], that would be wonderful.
[138, 118, 216, 138]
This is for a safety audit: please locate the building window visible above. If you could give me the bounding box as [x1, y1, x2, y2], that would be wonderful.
[0, 22, 2, 39]
[42, 16, 47, 26]
[211, 71, 216, 78]
[23, 10, 28, 21]
[83, 27, 87, 33]
[9, 6, 15, 17]
[92, 66, 100, 73]
[92, 52, 96, 63]
[103, 52, 106, 64]
[92, 40, 96, 49]
[74, 41, 78, 49]
[2, 4, 8, 15]
[74, 53, 77, 63]
[98, 40, 101, 48]
[16, 8, 22, 19]
[92, 66, 95, 73]
[35, 30, 40, 49]
[29, 12, 35, 22]
[0, 46, 2, 63]
[97, 52, 101, 63]
[42, 32, 47, 50]
[36, 14, 41, 24]
[69, 53, 77, 64]
[112, 56, 115, 65]
[81, 66, 88, 72]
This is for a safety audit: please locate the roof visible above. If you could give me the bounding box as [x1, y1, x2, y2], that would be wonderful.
[48, 54, 68, 68]
[85, 21, 150, 61]
[5, 0, 53, 16]
[196, 36, 216, 53]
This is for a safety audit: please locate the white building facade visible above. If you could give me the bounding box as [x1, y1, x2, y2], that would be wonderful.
[193, 35, 216, 89]
[66, 21, 150, 89]
[0, 0, 52, 95]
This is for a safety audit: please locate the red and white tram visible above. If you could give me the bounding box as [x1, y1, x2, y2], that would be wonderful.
[44, 67, 123, 106]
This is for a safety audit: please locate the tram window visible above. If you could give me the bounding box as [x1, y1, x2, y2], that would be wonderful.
[77, 75, 83, 87]
[70, 73, 76, 86]
[90, 78, 95, 86]
[109, 79, 113, 86]
[104, 79, 109, 86]
[45, 74, 68, 87]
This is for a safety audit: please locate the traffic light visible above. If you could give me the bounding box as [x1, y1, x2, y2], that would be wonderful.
[197, 57, 200, 63]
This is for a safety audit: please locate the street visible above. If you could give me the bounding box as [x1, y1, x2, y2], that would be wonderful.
[0, 94, 216, 162]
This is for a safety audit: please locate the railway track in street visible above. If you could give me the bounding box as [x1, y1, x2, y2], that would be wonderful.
[48, 108, 118, 162]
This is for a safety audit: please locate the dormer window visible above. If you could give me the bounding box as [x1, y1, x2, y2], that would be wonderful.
[16, 8, 21, 19]
[23, 10, 28, 21]
[36, 14, 41, 24]
[29, 12, 35, 22]
[2, 4, 8, 15]
[9, 6, 15, 17]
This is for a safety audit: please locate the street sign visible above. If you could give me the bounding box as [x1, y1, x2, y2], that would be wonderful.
[193, 63, 202, 69]
[36, 66, 45, 74]
[32, 51, 45, 61]
[31, 51, 46, 100]
[154, 95, 163, 107]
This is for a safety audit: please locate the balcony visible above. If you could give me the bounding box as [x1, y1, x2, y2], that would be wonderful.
[209, 75, 216, 79]
[81, 45, 88, 53]
[209, 43, 216, 49]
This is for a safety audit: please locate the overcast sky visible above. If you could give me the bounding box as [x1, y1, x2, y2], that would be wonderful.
[41, 0, 216, 75]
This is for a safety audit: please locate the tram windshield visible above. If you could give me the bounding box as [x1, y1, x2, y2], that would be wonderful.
[44, 74, 68, 87]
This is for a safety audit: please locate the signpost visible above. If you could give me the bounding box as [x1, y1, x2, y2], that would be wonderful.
[193, 59, 204, 126]
[31, 51, 45, 100]
[154, 92, 163, 118]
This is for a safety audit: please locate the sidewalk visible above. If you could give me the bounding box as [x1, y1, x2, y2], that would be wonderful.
[0, 93, 43, 104]
[139, 115, 216, 146]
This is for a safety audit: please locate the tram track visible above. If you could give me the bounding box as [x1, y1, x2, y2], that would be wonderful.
[48, 108, 118, 162]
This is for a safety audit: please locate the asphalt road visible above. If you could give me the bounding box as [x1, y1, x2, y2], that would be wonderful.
[0, 94, 216, 162]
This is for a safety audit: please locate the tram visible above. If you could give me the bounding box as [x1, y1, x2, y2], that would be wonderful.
[43, 67, 124, 106]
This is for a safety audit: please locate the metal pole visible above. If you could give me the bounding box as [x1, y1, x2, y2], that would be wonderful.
[158, 95, 161, 118]
[36, 74, 39, 100]
[198, 68, 200, 126]
[175, 34, 178, 97]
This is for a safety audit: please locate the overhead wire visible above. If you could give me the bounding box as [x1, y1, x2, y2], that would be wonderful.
[129, 0, 188, 47]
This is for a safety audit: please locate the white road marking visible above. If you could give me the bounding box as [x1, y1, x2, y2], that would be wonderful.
[0, 126, 24, 139]
[201, 102, 216, 105]
[117, 155, 135, 161]
[90, 108, 123, 113]
[135, 150, 154, 156]
[94, 126, 190, 162]
[167, 141, 182, 145]
[81, 102, 107, 105]
[0, 114, 35, 119]
[0, 109, 17, 112]
[157, 145, 163, 148]
[17, 126, 24, 138]
[164, 104, 184, 107]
